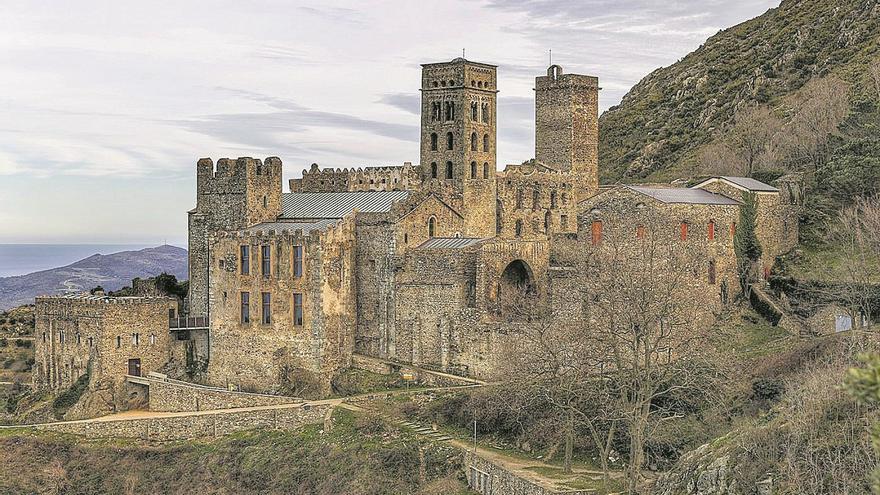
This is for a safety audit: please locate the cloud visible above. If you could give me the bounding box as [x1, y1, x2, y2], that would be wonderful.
[377, 93, 420, 115]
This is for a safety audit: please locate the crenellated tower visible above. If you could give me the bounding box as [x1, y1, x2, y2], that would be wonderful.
[420, 58, 498, 238]
[187, 156, 282, 316]
[535, 65, 600, 202]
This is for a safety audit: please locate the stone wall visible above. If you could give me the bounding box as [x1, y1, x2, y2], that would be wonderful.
[207, 216, 356, 396]
[496, 163, 578, 239]
[145, 377, 301, 412]
[465, 453, 593, 495]
[34, 402, 331, 441]
[290, 162, 422, 193]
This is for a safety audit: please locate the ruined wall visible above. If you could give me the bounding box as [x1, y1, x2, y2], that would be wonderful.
[34, 296, 177, 418]
[188, 157, 282, 317]
[146, 377, 301, 412]
[35, 402, 331, 441]
[206, 217, 356, 396]
[290, 162, 422, 193]
[534, 65, 599, 202]
[496, 164, 577, 240]
[578, 188, 740, 325]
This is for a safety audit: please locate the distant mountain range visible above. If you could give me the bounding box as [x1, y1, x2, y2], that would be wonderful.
[0, 245, 188, 310]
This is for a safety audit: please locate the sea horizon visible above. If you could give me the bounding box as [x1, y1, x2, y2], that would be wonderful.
[0, 243, 186, 278]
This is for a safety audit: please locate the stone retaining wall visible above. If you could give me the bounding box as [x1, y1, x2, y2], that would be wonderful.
[351, 353, 482, 387]
[146, 378, 301, 412]
[34, 403, 331, 442]
[465, 453, 594, 495]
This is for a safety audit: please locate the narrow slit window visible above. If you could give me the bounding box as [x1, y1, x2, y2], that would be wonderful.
[293, 293, 303, 326]
[240, 245, 250, 275]
[261, 245, 271, 276]
[293, 245, 303, 278]
[261, 292, 271, 324]
[241, 292, 250, 324]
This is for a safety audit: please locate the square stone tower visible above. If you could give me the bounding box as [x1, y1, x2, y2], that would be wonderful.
[535, 65, 599, 201]
[420, 58, 498, 238]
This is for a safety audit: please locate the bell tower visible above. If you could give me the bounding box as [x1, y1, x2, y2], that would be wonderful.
[420, 58, 497, 238]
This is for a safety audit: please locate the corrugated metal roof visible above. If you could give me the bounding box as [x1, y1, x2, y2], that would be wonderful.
[416, 237, 487, 249]
[241, 219, 341, 234]
[626, 186, 740, 205]
[280, 191, 409, 219]
[721, 176, 778, 192]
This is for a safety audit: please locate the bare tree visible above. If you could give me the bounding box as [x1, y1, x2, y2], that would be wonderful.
[726, 105, 783, 176]
[503, 296, 621, 489]
[783, 76, 851, 176]
[578, 219, 723, 494]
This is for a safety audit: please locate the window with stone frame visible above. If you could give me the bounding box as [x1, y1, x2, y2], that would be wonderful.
[708, 260, 717, 285]
[445, 161, 453, 179]
[680, 222, 689, 241]
[293, 245, 303, 278]
[446, 132, 454, 150]
[483, 162, 489, 179]
[481, 103, 489, 123]
[515, 219, 523, 237]
[471, 132, 478, 151]
[471, 101, 478, 121]
[240, 245, 250, 275]
[708, 219, 716, 240]
[261, 245, 271, 277]
[560, 214, 568, 230]
[431, 162, 438, 179]
[241, 292, 250, 324]
[293, 293, 303, 326]
[470, 161, 477, 179]
[637, 224, 646, 239]
[591, 220, 603, 245]
[516, 188, 524, 209]
[483, 134, 489, 152]
[430, 132, 438, 151]
[428, 217, 436, 237]
[261, 292, 271, 324]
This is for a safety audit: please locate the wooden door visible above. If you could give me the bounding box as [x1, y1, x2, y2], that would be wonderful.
[128, 358, 141, 377]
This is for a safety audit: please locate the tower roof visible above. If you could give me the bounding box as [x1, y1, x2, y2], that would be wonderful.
[421, 58, 497, 68]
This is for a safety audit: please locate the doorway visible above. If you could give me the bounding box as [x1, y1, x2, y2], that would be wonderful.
[128, 358, 142, 377]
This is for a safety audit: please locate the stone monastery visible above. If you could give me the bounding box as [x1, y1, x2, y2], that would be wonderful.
[33, 58, 802, 403]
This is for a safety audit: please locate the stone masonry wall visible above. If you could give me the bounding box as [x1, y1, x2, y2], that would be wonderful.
[290, 162, 422, 193]
[34, 402, 331, 441]
[465, 452, 593, 495]
[146, 377, 301, 412]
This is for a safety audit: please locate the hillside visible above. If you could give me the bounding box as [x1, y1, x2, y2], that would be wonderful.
[0, 245, 187, 310]
[0, 409, 473, 495]
[598, 0, 880, 182]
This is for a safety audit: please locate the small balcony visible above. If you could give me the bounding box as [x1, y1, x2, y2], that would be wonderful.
[169, 315, 208, 331]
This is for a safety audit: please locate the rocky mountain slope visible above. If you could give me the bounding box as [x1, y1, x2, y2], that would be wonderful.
[598, 0, 880, 182]
[0, 245, 187, 310]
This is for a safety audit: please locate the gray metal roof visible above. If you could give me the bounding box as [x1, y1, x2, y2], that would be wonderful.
[280, 191, 410, 219]
[241, 219, 341, 234]
[720, 176, 778, 192]
[626, 186, 740, 205]
[416, 237, 487, 249]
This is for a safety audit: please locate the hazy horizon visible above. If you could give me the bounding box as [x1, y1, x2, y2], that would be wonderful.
[0, 0, 779, 244]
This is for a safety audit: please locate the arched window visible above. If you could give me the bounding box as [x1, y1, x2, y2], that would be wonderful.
[516, 189, 524, 209]
[471, 132, 478, 151]
[515, 220, 523, 238]
[481, 103, 489, 123]
[680, 222, 689, 241]
[430, 162, 438, 179]
[471, 102, 478, 121]
[446, 132, 454, 150]
[708, 260, 717, 285]
[445, 101, 455, 121]
[544, 211, 552, 232]
[445, 161, 453, 179]
[708, 220, 716, 240]
[483, 162, 489, 179]
[532, 189, 540, 210]
[428, 217, 436, 237]
[550, 191, 557, 208]
[591, 220, 603, 245]
[483, 134, 489, 152]
[470, 161, 477, 179]
[430, 133, 438, 151]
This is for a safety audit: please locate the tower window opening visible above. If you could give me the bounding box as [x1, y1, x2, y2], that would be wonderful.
[471, 132, 478, 151]
[431, 162, 438, 179]
[471, 102, 478, 121]
[544, 211, 551, 233]
[532, 189, 540, 210]
[430, 132, 438, 151]
[550, 190, 557, 208]
[483, 162, 489, 179]
[515, 220, 523, 238]
[445, 101, 455, 121]
[481, 103, 489, 123]
[470, 161, 477, 179]
[445, 161, 453, 179]
[446, 132, 454, 150]
[483, 134, 489, 152]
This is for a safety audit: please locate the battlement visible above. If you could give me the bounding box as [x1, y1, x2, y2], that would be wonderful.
[35, 294, 175, 308]
[535, 65, 599, 91]
[197, 156, 281, 180]
[291, 162, 421, 193]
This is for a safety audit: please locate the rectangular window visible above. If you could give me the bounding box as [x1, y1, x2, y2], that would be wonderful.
[680, 222, 688, 241]
[262, 292, 271, 324]
[241, 292, 250, 323]
[240, 245, 250, 275]
[637, 225, 646, 239]
[560, 215, 568, 230]
[708, 220, 716, 241]
[261, 245, 271, 277]
[293, 245, 303, 278]
[293, 293, 303, 326]
[591, 220, 603, 246]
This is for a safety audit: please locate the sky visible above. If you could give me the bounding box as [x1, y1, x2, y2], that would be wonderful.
[0, 0, 779, 245]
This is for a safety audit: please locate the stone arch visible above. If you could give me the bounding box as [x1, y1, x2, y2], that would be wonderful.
[497, 259, 537, 316]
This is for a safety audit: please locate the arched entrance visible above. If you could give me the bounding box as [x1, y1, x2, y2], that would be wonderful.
[496, 260, 537, 317]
